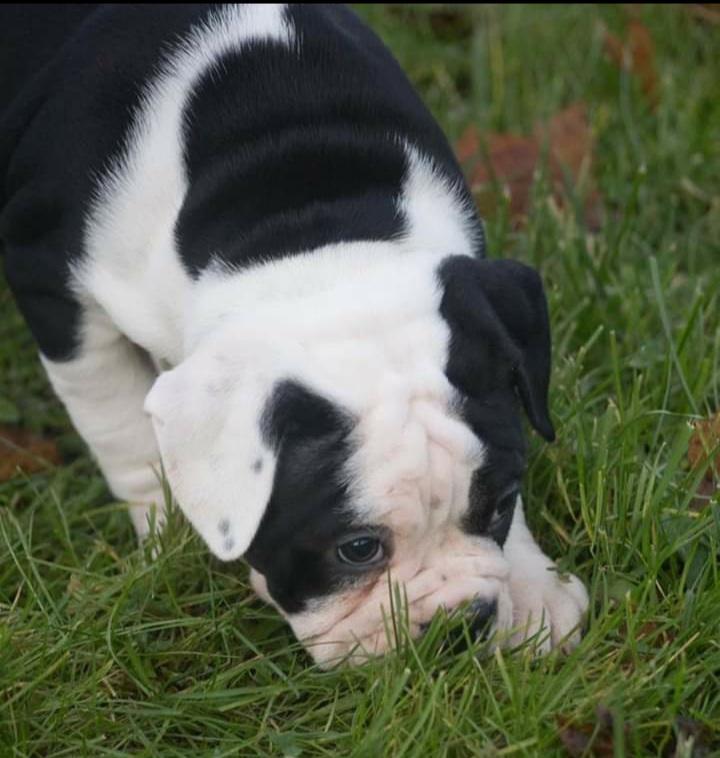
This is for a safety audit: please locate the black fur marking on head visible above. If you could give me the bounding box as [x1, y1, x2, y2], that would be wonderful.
[459, 396, 526, 546]
[437, 255, 555, 545]
[246, 380, 362, 614]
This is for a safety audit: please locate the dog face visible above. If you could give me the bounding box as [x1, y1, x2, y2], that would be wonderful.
[144, 253, 554, 666]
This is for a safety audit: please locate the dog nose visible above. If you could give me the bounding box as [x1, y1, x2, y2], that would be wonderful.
[419, 598, 498, 652]
[466, 598, 497, 640]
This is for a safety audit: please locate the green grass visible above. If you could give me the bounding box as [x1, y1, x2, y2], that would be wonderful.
[1, 4, 719, 755]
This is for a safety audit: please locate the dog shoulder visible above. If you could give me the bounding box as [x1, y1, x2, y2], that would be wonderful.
[1, 6, 219, 359]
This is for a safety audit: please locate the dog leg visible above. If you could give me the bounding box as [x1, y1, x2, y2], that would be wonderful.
[41, 314, 165, 541]
[503, 499, 588, 653]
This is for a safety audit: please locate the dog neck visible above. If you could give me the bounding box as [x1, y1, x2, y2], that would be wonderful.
[185, 242, 445, 351]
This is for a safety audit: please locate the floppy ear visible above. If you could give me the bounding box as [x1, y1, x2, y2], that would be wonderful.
[438, 255, 555, 441]
[144, 347, 278, 560]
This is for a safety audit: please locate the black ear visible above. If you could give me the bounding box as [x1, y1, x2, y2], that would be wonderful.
[437, 255, 555, 442]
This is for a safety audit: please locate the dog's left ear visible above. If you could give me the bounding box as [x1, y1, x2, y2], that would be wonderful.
[144, 345, 279, 561]
[438, 255, 555, 441]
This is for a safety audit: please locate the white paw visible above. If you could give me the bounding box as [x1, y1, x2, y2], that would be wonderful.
[508, 564, 588, 654]
[128, 497, 167, 542]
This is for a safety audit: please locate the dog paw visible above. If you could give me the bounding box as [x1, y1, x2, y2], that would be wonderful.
[507, 563, 588, 654]
[128, 497, 167, 542]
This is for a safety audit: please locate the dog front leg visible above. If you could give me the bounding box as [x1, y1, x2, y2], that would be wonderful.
[41, 323, 166, 541]
[503, 499, 589, 653]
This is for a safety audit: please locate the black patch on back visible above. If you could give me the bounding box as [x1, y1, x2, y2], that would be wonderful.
[246, 380, 359, 614]
[437, 255, 555, 545]
[176, 4, 481, 275]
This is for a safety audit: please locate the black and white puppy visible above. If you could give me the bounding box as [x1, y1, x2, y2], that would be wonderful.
[1, 4, 588, 666]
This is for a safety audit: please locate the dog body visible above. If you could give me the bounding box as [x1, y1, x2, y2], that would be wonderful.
[1, 4, 587, 665]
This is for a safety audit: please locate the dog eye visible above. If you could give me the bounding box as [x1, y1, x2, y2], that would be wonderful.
[336, 534, 384, 566]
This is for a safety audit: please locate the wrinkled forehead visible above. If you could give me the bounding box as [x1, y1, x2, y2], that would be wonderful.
[351, 384, 527, 537]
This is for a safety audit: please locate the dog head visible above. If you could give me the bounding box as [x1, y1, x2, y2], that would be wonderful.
[144, 253, 554, 666]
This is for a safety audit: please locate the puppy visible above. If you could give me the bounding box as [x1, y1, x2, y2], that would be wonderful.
[0, 4, 588, 666]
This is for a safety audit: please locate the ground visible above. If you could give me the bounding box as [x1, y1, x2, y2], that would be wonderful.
[1, 4, 719, 756]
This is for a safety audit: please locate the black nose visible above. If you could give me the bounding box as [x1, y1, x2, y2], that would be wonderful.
[420, 598, 498, 654]
[466, 598, 497, 640]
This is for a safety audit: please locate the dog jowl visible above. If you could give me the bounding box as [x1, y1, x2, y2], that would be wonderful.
[1, 4, 588, 666]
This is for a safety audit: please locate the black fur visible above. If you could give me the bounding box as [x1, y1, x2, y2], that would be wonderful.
[0, 5, 216, 360]
[249, 380, 392, 614]
[177, 4, 480, 275]
[437, 255, 555, 545]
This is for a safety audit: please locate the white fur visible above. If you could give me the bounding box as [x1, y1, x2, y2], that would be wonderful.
[398, 145, 479, 259]
[39, 3, 588, 666]
[143, 336, 279, 559]
[503, 501, 589, 653]
[41, 310, 163, 531]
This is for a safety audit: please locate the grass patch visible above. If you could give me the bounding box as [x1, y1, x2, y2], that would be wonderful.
[1, 4, 719, 755]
